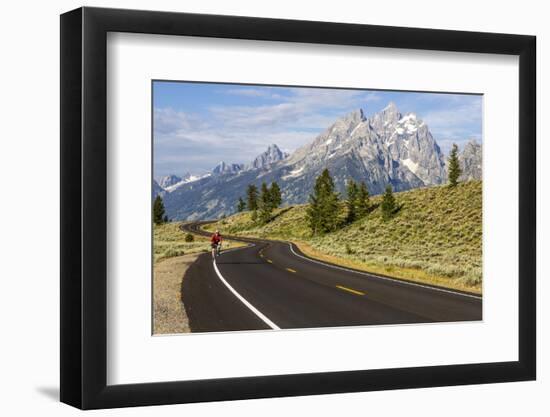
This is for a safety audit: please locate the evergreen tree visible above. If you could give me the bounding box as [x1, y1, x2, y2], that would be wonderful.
[447, 143, 462, 187]
[356, 182, 370, 219]
[307, 191, 321, 235]
[258, 182, 273, 224]
[269, 181, 282, 208]
[381, 185, 397, 220]
[153, 195, 166, 225]
[246, 184, 259, 211]
[306, 169, 340, 235]
[345, 179, 359, 223]
[237, 197, 246, 212]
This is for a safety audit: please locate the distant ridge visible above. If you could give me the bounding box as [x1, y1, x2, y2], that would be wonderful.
[159, 103, 481, 220]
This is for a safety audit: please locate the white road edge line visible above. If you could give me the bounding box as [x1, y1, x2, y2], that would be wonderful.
[288, 243, 482, 300]
[212, 260, 280, 330]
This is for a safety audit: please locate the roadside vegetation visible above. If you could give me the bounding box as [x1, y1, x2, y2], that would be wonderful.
[153, 195, 169, 225]
[153, 220, 247, 334]
[152, 196, 251, 334]
[237, 181, 283, 224]
[153, 221, 244, 264]
[205, 155, 482, 294]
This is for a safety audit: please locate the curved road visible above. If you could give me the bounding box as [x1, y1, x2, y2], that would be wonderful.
[181, 222, 482, 332]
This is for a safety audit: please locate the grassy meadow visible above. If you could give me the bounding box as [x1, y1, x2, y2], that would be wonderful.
[153, 221, 245, 264]
[205, 181, 482, 294]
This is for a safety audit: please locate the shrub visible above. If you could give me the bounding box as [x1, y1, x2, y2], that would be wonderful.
[185, 233, 194, 242]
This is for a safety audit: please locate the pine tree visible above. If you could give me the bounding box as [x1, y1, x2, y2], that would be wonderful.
[246, 184, 258, 211]
[153, 195, 166, 225]
[258, 182, 273, 224]
[306, 169, 340, 235]
[306, 190, 321, 235]
[356, 182, 370, 219]
[269, 181, 282, 208]
[345, 179, 359, 223]
[381, 185, 397, 220]
[447, 143, 462, 187]
[237, 197, 246, 212]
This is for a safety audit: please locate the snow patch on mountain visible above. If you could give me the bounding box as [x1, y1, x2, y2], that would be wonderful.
[161, 102, 480, 220]
[158, 174, 183, 189]
[164, 173, 212, 192]
[282, 166, 305, 179]
[402, 158, 419, 174]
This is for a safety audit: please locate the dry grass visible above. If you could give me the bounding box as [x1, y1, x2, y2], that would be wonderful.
[153, 221, 248, 334]
[154, 221, 245, 264]
[153, 254, 196, 334]
[206, 181, 482, 294]
[294, 241, 480, 294]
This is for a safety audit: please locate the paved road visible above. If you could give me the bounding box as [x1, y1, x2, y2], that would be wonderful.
[181, 222, 482, 332]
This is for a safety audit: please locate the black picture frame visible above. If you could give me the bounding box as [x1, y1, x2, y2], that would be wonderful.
[60, 6, 536, 410]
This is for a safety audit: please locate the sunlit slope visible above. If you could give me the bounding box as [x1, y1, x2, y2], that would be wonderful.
[206, 181, 482, 293]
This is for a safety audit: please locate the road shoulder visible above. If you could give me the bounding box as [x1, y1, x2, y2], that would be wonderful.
[291, 240, 482, 296]
[153, 254, 197, 335]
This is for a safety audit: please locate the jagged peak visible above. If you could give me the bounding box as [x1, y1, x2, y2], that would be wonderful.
[368, 102, 402, 131]
[398, 112, 418, 122]
[212, 161, 243, 175]
[377, 102, 401, 119]
[383, 101, 398, 111]
[337, 108, 365, 124]
[259, 143, 284, 156]
[247, 143, 288, 170]
[266, 143, 282, 152]
[157, 174, 184, 189]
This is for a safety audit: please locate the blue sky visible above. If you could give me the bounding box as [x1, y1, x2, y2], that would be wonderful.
[153, 81, 482, 178]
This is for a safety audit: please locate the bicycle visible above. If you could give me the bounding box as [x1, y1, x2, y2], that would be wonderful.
[211, 242, 222, 259]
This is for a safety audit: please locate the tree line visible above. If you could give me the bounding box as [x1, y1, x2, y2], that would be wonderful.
[237, 181, 282, 224]
[236, 142, 462, 236]
[305, 144, 463, 235]
[154, 143, 462, 230]
[305, 169, 399, 235]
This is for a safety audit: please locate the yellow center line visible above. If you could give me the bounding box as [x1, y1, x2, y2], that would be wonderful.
[266, 259, 273, 263]
[286, 268, 297, 273]
[335, 285, 365, 296]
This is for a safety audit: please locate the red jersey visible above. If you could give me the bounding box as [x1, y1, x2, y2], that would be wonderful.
[211, 233, 222, 244]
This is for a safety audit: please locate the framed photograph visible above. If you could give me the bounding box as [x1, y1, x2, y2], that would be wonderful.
[60, 6, 536, 409]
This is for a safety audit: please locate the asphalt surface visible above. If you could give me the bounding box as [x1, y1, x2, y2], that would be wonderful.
[181, 222, 482, 332]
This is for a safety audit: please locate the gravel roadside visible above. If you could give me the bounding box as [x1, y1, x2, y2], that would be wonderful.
[153, 254, 199, 334]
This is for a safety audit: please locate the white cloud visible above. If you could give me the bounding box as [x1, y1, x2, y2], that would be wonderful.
[154, 108, 207, 135]
[424, 101, 481, 127]
[422, 98, 482, 140]
[153, 87, 479, 176]
[209, 89, 380, 132]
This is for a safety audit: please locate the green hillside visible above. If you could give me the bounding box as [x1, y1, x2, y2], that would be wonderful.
[205, 181, 482, 294]
[154, 221, 245, 264]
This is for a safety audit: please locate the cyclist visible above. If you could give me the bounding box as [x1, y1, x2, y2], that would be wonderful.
[210, 230, 222, 259]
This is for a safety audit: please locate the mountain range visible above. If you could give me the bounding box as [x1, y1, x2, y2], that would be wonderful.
[154, 102, 482, 220]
